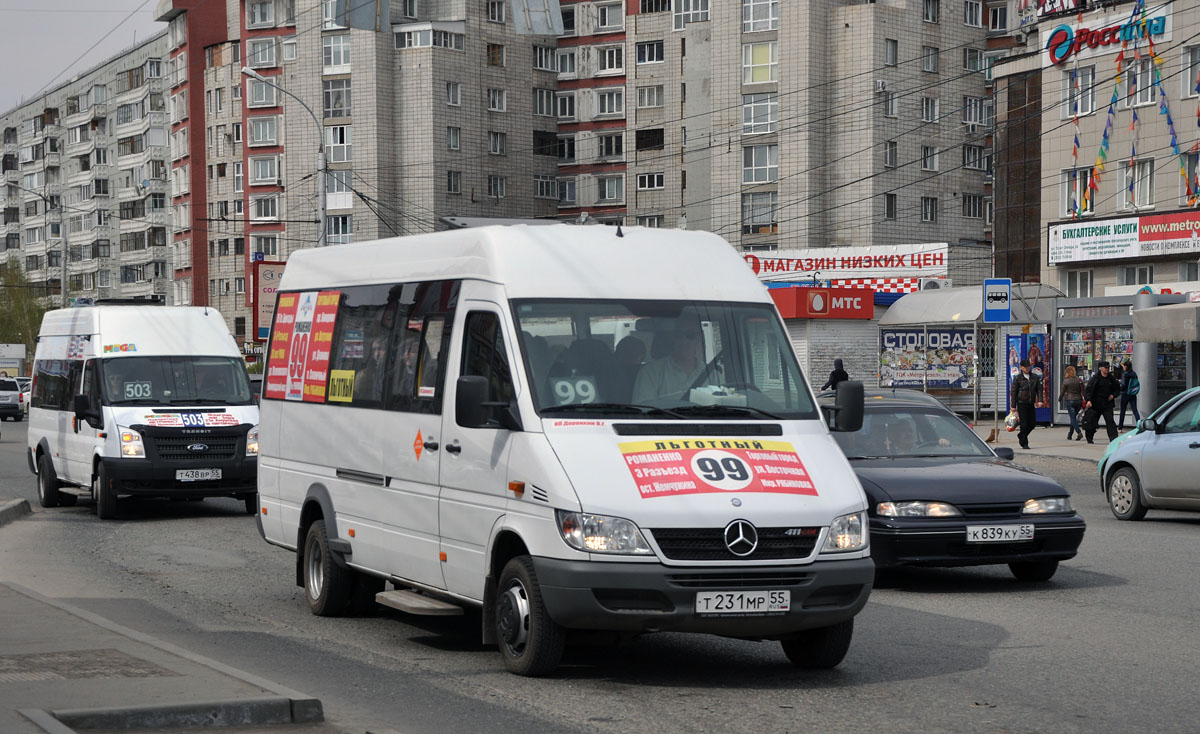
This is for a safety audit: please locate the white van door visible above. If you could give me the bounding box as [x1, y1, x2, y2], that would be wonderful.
[439, 305, 518, 600]
[63, 360, 102, 485]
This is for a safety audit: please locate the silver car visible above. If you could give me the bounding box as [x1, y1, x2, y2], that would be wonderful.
[0, 377, 21, 422]
[1099, 386, 1200, 520]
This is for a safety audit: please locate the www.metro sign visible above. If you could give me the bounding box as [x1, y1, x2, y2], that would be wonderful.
[1046, 14, 1167, 65]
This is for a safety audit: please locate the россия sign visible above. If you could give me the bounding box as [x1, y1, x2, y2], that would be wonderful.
[1048, 210, 1200, 265]
[1043, 8, 1170, 66]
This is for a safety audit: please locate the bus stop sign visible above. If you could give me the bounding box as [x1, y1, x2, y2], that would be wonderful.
[983, 278, 1012, 323]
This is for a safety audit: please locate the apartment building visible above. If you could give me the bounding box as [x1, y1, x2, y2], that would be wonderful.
[557, 0, 993, 254]
[0, 34, 172, 303]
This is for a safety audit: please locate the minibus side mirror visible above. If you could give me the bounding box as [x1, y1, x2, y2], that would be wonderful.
[73, 394, 101, 429]
[826, 381, 864, 433]
[456, 376, 523, 432]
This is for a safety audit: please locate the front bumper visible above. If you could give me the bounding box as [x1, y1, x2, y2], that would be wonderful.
[531, 556, 874, 638]
[99, 455, 257, 497]
[869, 514, 1086, 568]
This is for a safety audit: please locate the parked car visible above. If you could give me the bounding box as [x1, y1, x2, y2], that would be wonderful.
[823, 389, 1087, 582]
[0, 377, 22, 422]
[16, 377, 30, 415]
[1099, 386, 1200, 520]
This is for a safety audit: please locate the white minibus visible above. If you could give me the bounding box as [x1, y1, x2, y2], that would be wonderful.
[257, 225, 871, 675]
[28, 303, 260, 518]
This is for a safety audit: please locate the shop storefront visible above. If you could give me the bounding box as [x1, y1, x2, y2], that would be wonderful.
[1131, 299, 1200, 409]
[768, 285, 884, 388]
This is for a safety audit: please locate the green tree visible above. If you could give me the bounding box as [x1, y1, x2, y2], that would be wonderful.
[0, 261, 51, 372]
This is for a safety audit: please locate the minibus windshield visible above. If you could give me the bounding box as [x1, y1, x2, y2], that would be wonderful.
[100, 356, 254, 406]
[512, 299, 817, 420]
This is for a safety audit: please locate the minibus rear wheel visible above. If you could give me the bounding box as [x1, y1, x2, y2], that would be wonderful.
[304, 519, 353, 616]
[495, 556, 565, 676]
[780, 619, 854, 669]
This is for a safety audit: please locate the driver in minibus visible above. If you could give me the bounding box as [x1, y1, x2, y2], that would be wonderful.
[632, 313, 708, 404]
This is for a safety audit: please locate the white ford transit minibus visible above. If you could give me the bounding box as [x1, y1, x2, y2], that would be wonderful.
[258, 225, 872, 675]
[28, 303, 260, 519]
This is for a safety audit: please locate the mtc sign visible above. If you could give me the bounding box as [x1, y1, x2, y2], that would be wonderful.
[1045, 11, 1169, 65]
[770, 286, 874, 320]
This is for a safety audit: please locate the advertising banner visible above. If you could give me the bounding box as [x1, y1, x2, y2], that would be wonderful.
[880, 329, 975, 388]
[1042, 7, 1171, 67]
[769, 286, 874, 319]
[255, 261, 286, 341]
[745, 243, 949, 281]
[263, 290, 340, 403]
[1048, 209, 1200, 264]
[619, 439, 817, 498]
[1006, 334, 1053, 423]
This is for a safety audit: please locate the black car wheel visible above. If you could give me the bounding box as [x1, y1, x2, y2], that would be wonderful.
[1107, 467, 1148, 521]
[495, 556, 565, 676]
[303, 519, 353, 616]
[95, 463, 118, 520]
[1008, 559, 1059, 582]
[780, 619, 854, 669]
[36, 454, 61, 508]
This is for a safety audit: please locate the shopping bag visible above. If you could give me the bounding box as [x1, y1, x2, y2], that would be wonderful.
[1081, 407, 1100, 432]
[1004, 409, 1019, 432]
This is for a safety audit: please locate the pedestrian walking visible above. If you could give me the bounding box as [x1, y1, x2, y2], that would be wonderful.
[1059, 365, 1084, 441]
[1084, 361, 1121, 444]
[1010, 359, 1043, 450]
[1118, 359, 1141, 429]
[822, 358, 849, 391]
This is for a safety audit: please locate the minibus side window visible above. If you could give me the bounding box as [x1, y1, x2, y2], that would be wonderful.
[32, 358, 82, 410]
[461, 312, 516, 406]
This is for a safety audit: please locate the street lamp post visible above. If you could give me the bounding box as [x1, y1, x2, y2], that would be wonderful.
[241, 67, 326, 247]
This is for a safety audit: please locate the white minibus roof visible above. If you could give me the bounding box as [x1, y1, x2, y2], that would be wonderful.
[37, 306, 241, 359]
[279, 225, 772, 303]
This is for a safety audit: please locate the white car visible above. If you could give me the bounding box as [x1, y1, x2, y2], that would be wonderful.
[0, 377, 22, 422]
[17, 377, 31, 415]
[1099, 386, 1200, 520]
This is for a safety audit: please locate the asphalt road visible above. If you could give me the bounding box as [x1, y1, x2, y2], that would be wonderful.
[2, 420, 1198, 733]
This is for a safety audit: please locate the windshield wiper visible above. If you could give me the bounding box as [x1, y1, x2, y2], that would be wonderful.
[542, 403, 686, 418]
[671, 405, 782, 420]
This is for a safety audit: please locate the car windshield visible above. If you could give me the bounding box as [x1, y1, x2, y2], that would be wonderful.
[100, 356, 253, 406]
[833, 408, 993, 458]
[511, 299, 817, 420]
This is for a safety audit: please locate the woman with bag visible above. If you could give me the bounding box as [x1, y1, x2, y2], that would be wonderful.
[1059, 365, 1084, 441]
[1119, 359, 1141, 429]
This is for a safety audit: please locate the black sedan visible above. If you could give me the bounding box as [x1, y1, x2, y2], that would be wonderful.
[822, 390, 1086, 582]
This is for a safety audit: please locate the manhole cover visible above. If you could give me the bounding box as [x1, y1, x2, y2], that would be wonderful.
[0, 649, 178, 682]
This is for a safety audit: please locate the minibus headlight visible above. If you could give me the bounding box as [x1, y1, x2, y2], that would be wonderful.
[246, 426, 259, 456]
[119, 428, 145, 458]
[556, 510, 654, 555]
[821, 511, 868, 553]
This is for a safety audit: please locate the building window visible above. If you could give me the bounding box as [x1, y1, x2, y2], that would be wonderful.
[637, 172, 665, 190]
[1063, 66, 1095, 116]
[403, 0, 416, 17]
[637, 129, 666, 153]
[885, 193, 897, 220]
[597, 2, 624, 30]
[743, 144, 778, 183]
[247, 1, 274, 28]
[487, 43, 505, 66]
[921, 145, 939, 171]
[642, 0, 671, 11]
[561, 6, 576, 35]
[921, 197, 938, 222]
[248, 39, 275, 68]
[1182, 262, 1199, 281]
[674, 0, 709, 29]
[282, 36, 297, 61]
[597, 175, 624, 202]
[323, 34, 351, 72]
[487, 175, 506, 198]
[885, 39, 898, 66]
[741, 191, 778, 234]
[989, 5, 1007, 31]
[232, 122, 242, 142]
[488, 131, 507, 155]
[233, 162, 244, 192]
[487, 0, 505, 22]
[962, 193, 985, 218]
[637, 215, 664, 228]
[534, 45, 556, 71]
[742, 93, 778, 134]
[1121, 265, 1154, 286]
[638, 85, 665, 108]
[962, 96, 984, 124]
[1187, 47, 1200, 98]
[447, 170, 461, 193]
[323, 79, 351, 118]
[326, 215, 353, 245]
[883, 140, 897, 168]
[883, 92, 897, 117]
[1062, 168, 1094, 216]
[447, 126, 461, 149]
[534, 175, 557, 198]
[1122, 158, 1154, 209]
[446, 82, 461, 106]
[599, 45, 624, 73]
[742, 42, 778, 84]
[743, 0, 779, 32]
[558, 177, 577, 203]
[248, 79, 276, 107]
[251, 156, 278, 184]
[1126, 59, 1154, 107]
[1065, 270, 1093, 298]
[963, 48, 983, 71]
[922, 46, 939, 72]
[923, 0, 938, 23]
[557, 135, 576, 162]
[964, 0, 981, 27]
[487, 88, 507, 112]
[922, 97, 939, 122]
[596, 89, 624, 116]
[557, 49, 576, 76]
[326, 125, 353, 162]
[556, 91, 576, 120]
[637, 41, 665, 65]
[963, 144, 987, 170]
[253, 234, 278, 256]
[598, 133, 623, 158]
[252, 195, 278, 220]
[249, 117, 276, 145]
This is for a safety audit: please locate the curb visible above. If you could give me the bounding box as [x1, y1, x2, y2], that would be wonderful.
[4, 582, 323, 731]
[0, 498, 31, 528]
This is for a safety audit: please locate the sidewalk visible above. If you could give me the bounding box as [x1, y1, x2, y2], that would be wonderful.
[972, 419, 1118, 463]
[0, 581, 331, 733]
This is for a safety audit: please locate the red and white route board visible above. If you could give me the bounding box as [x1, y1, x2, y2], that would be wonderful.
[263, 290, 340, 403]
[619, 438, 817, 499]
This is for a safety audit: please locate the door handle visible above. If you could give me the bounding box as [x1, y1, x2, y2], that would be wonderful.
[445, 442, 462, 455]
[1189, 443, 1200, 449]
[423, 441, 439, 451]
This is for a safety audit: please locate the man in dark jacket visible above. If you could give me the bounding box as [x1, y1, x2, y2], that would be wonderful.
[822, 358, 849, 391]
[1010, 359, 1043, 449]
[1084, 361, 1121, 443]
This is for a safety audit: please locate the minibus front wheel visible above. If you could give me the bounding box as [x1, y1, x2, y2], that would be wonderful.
[304, 519, 353, 616]
[496, 556, 565, 676]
